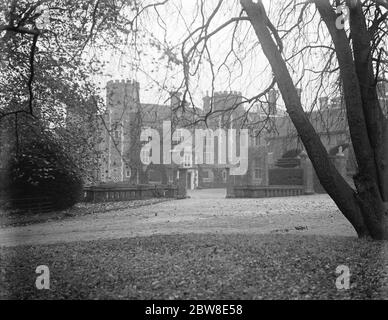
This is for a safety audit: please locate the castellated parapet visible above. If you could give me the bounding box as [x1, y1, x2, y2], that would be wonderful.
[212, 91, 242, 97]
[203, 90, 243, 114]
[106, 79, 140, 114]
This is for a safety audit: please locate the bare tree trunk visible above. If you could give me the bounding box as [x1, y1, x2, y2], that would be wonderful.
[346, 0, 387, 202]
[240, 0, 388, 239]
[383, 121, 388, 206]
[315, 0, 388, 239]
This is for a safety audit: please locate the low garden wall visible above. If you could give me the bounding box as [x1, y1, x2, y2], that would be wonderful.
[226, 153, 347, 198]
[83, 184, 178, 203]
[231, 185, 305, 198]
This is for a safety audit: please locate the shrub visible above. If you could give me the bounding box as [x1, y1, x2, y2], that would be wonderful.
[6, 138, 83, 211]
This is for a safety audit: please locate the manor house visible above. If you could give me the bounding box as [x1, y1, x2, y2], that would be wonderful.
[94, 79, 388, 190]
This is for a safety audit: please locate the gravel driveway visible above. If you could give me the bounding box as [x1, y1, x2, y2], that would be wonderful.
[0, 190, 357, 247]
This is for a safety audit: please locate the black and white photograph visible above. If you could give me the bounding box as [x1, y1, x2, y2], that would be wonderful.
[0, 0, 388, 307]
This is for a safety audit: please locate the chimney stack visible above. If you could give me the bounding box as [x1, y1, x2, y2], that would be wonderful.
[268, 89, 278, 115]
[202, 94, 211, 114]
[170, 91, 182, 109]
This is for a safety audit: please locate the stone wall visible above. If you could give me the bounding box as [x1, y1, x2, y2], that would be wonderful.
[83, 168, 188, 202]
[83, 184, 178, 203]
[226, 150, 349, 198]
[232, 185, 305, 198]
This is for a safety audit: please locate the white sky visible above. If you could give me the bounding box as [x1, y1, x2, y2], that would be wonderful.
[90, 0, 358, 112]
[92, 0, 275, 108]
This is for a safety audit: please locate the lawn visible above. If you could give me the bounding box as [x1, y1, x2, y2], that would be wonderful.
[0, 233, 386, 299]
[0, 198, 172, 227]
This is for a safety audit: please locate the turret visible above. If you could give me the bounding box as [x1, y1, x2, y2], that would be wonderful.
[203, 92, 211, 114]
[170, 91, 182, 110]
[211, 91, 242, 111]
[106, 79, 140, 115]
[268, 89, 278, 115]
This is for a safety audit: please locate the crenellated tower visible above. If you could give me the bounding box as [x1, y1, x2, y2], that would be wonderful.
[99, 79, 140, 182]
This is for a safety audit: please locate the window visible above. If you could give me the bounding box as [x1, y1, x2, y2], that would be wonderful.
[222, 170, 227, 182]
[168, 172, 174, 183]
[172, 129, 183, 146]
[254, 168, 262, 179]
[204, 151, 212, 164]
[175, 129, 183, 142]
[141, 149, 151, 164]
[202, 170, 209, 179]
[253, 156, 264, 183]
[125, 167, 131, 178]
[182, 154, 192, 167]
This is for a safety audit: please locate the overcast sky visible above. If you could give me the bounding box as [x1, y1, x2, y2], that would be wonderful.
[90, 0, 357, 112]
[91, 0, 276, 109]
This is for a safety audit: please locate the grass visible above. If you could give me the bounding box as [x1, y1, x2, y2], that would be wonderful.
[0, 198, 172, 227]
[0, 233, 386, 300]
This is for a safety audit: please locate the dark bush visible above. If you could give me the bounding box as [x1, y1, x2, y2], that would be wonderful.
[6, 138, 83, 211]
